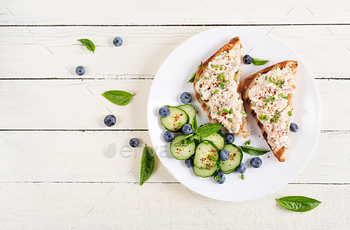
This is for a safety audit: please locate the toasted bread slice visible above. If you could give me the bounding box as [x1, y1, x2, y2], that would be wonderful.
[193, 37, 249, 138]
[239, 61, 298, 162]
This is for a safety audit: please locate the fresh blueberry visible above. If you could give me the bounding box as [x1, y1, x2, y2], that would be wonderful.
[243, 55, 252, 65]
[163, 131, 175, 142]
[113, 37, 123, 47]
[250, 157, 262, 168]
[181, 124, 193, 135]
[129, 138, 139, 148]
[290, 123, 299, 133]
[214, 172, 226, 184]
[220, 149, 230, 161]
[104, 115, 116, 127]
[75, 66, 85, 76]
[180, 92, 192, 104]
[185, 158, 193, 168]
[225, 134, 235, 144]
[236, 163, 247, 174]
[159, 106, 170, 118]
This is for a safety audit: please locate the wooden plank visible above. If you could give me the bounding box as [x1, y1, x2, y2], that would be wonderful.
[1, 0, 349, 25]
[0, 183, 349, 229]
[0, 26, 349, 79]
[0, 79, 348, 130]
[0, 131, 349, 183]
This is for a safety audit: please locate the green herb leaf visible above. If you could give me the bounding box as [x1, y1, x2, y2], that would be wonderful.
[140, 144, 155, 185]
[102, 90, 136, 106]
[276, 196, 322, 212]
[174, 134, 195, 147]
[240, 146, 270, 156]
[252, 57, 270, 66]
[188, 62, 203, 83]
[196, 123, 222, 138]
[77, 39, 95, 53]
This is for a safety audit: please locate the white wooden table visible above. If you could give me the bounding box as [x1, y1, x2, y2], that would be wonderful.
[1, 1, 350, 229]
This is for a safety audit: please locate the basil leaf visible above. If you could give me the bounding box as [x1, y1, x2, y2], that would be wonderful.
[174, 134, 195, 147]
[187, 62, 203, 83]
[240, 146, 270, 156]
[196, 123, 222, 138]
[276, 196, 322, 212]
[140, 144, 155, 185]
[77, 39, 95, 53]
[252, 57, 269, 66]
[102, 90, 136, 106]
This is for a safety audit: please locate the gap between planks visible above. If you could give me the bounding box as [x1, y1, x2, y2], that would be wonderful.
[0, 181, 349, 185]
[1, 23, 350, 27]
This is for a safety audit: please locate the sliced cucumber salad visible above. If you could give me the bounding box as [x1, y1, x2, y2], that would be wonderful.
[161, 106, 188, 131]
[170, 135, 196, 160]
[202, 132, 225, 150]
[193, 140, 219, 169]
[193, 164, 218, 178]
[158, 92, 269, 184]
[178, 104, 197, 130]
[219, 144, 243, 174]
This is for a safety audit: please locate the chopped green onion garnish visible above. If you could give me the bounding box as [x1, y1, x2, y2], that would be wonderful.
[269, 77, 273, 83]
[275, 80, 281, 86]
[234, 76, 237, 81]
[217, 111, 222, 115]
[228, 118, 233, 122]
[262, 105, 267, 109]
[235, 70, 239, 74]
[214, 89, 219, 94]
[196, 78, 200, 82]
[223, 108, 229, 114]
[241, 111, 247, 117]
[214, 176, 220, 181]
[241, 174, 245, 180]
[199, 84, 202, 88]
[220, 67, 223, 70]
[259, 114, 268, 121]
[200, 94, 203, 98]
[211, 64, 214, 68]
[244, 140, 251, 146]
[215, 64, 219, 68]
[288, 111, 292, 116]
[205, 77, 210, 80]
[265, 98, 270, 103]
[270, 96, 276, 102]
[220, 82, 225, 89]
[229, 109, 233, 114]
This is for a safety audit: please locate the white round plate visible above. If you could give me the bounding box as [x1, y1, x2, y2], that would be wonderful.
[147, 27, 321, 201]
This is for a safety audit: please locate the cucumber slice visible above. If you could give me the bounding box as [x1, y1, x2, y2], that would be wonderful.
[219, 144, 243, 174]
[193, 164, 218, 178]
[202, 132, 225, 150]
[177, 104, 197, 130]
[193, 140, 219, 169]
[161, 106, 188, 131]
[170, 135, 196, 160]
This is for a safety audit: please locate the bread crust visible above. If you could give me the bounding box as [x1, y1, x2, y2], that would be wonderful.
[239, 61, 298, 162]
[193, 37, 249, 138]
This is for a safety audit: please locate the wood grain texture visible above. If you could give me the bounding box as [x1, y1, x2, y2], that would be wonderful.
[0, 26, 349, 79]
[1, 0, 349, 25]
[0, 131, 349, 183]
[0, 79, 348, 130]
[0, 183, 349, 229]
